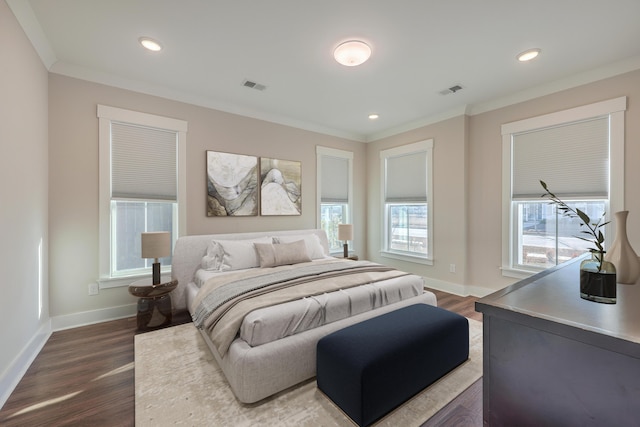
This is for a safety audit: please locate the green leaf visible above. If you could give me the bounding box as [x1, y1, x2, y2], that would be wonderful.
[576, 208, 590, 224]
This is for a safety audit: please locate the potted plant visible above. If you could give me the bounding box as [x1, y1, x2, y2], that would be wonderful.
[540, 180, 616, 304]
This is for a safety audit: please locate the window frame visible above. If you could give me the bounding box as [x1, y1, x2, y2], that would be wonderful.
[316, 146, 354, 255]
[501, 97, 626, 278]
[97, 105, 187, 288]
[380, 139, 434, 265]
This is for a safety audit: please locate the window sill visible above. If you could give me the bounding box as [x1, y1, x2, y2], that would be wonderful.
[501, 267, 536, 280]
[380, 251, 433, 266]
[98, 270, 172, 289]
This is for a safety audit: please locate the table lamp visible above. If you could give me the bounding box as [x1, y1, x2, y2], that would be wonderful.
[338, 224, 353, 258]
[141, 231, 171, 285]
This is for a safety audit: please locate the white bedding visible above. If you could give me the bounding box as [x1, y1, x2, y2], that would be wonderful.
[241, 276, 423, 346]
[188, 266, 425, 347]
[193, 256, 334, 287]
[172, 229, 438, 403]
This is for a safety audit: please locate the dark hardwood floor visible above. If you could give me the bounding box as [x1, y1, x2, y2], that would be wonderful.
[0, 290, 482, 426]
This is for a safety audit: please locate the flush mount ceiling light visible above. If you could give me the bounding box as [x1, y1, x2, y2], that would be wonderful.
[517, 48, 541, 62]
[368, 114, 379, 120]
[139, 37, 162, 52]
[334, 40, 371, 66]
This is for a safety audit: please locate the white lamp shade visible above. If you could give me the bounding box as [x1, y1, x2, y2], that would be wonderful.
[338, 224, 354, 241]
[141, 232, 171, 259]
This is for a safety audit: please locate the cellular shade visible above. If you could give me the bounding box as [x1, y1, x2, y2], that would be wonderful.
[512, 116, 609, 199]
[111, 122, 177, 200]
[385, 151, 427, 202]
[321, 155, 349, 203]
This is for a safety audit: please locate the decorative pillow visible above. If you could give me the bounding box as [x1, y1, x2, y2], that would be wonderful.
[201, 240, 225, 271]
[201, 237, 272, 271]
[255, 240, 312, 268]
[273, 234, 326, 259]
[254, 242, 276, 268]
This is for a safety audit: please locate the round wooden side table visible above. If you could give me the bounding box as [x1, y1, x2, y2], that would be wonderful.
[128, 279, 178, 331]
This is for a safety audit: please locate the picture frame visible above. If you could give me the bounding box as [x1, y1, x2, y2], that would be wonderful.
[206, 151, 259, 216]
[260, 157, 302, 216]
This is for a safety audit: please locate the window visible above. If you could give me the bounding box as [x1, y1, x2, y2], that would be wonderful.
[317, 147, 353, 253]
[380, 139, 433, 264]
[98, 105, 187, 287]
[502, 97, 626, 277]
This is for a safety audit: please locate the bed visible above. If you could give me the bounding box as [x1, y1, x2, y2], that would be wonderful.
[171, 229, 437, 403]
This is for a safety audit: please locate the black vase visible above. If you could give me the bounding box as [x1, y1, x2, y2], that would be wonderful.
[580, 253, 617, 304]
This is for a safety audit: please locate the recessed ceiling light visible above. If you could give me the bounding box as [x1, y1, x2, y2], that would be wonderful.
[368, 114, 379, 120]
[139, 37, 162, 52]
[334, 40, 371, 67]
[517, 48, 541, 62]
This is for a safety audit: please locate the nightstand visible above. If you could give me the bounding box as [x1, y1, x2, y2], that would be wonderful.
[128, 278, 178, 331]
[335, 255, 359, 261]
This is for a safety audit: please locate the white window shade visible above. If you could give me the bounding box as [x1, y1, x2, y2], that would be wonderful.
[512, 117, 609, 199]
[385, 151, 427, 202]
[321, 156, 349, 203]
[111, 122, 177, 200]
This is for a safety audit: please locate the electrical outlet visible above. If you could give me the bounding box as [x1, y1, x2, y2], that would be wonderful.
[449, 264, 456, 273]
[88, 282, 99, 296]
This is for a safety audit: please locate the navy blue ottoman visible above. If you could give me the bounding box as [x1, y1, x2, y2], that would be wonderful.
[316, 304, 469, 427]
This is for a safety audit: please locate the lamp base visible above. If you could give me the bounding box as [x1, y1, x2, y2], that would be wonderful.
[343, 243, 349, 258]
[152, 262, 161, 285]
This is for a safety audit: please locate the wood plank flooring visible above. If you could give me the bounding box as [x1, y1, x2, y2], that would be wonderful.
[0, 289, 482, 426]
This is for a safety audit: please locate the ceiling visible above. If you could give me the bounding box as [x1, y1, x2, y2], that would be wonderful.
[10, 0, 640, 142]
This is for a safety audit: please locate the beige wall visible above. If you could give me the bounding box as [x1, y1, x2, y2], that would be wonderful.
[366, 115, 470, 294]
[467, 69, 640, 293]
[0, 0, 49, 399]
[5, 0, 640, 397]
[48, 74, 366, 319]
[364, 68, 640, 296]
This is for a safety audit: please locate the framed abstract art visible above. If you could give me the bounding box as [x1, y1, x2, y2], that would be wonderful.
[260, 157, 302, 216]
[206, 151, 259, 216]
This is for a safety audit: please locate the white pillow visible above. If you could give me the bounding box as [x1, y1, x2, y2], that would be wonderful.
[273, 234, 326, 259]
[201, 240, 224, 271]
[254, 240, 312, 268]
[201, 237, 272, 271]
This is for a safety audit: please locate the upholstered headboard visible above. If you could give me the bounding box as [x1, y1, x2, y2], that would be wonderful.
[170, 229, 330, 311]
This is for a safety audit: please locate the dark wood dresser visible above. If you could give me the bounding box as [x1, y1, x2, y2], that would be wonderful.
[475, 257, 640, 426]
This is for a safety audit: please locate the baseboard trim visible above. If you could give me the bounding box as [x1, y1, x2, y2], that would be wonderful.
[423, 277, 495, 298]
[51, 303, 137, 331]
[0, 320, 52, 409]
[464, 284, 496, 298]
[1, 304, 138, 409]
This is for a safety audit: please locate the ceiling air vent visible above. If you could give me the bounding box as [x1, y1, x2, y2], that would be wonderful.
[242, 79, 267, 91]
[439, 84, 463, 95]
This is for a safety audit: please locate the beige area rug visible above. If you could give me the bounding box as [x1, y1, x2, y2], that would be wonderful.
[135, 319, 483, 426]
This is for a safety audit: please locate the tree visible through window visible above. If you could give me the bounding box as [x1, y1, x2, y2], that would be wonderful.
[317, 147, 353, 254]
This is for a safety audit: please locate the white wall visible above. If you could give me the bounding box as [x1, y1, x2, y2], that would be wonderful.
[0, 0, 50, 407]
